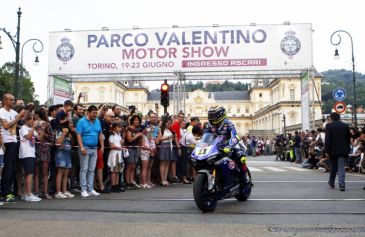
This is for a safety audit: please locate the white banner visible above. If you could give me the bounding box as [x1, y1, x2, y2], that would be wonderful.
[48, 24, 313, 75]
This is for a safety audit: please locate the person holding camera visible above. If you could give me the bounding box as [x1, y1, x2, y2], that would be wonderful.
[0, 93, 27, 202]
[158, 116, 178, 186]
[124, 114, 143, 189]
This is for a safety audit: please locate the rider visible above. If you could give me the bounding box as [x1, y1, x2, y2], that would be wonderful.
[205, 106, 247, 182]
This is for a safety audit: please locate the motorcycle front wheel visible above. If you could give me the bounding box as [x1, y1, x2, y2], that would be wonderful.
[193, 173, 218, 212]
[235, 169, 253, 201]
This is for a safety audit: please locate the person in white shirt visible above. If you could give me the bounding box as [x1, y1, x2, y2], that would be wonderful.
[19, 113, 41, 202]
[108, 122, 124, 192]
[0, 93, 26, 202]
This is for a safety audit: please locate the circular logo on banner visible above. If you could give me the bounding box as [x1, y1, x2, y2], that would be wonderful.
[280, 30, 301, 59]
[333, 88, 347, 102]
[334, 101, 346, 114]
[56, 37, 75, 64]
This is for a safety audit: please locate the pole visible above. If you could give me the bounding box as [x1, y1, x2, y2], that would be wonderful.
[330, 30, 357, 129]
[283, 114, 287, 137]
[352, 47, 357, 129]
[14, 8, 22, 98]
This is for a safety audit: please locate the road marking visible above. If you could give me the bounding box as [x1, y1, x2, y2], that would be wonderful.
[283, 166, 311, 172]
[249, 167, 263, 172]
[264, 167, 286, 172]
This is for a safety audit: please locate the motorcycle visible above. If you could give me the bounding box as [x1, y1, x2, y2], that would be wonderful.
[191, 133, 253, 212]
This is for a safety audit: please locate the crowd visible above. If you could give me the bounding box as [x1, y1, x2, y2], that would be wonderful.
[0, 92, 204, 202]
[272, 114, 365, 190]
[1, 92, 364, 203]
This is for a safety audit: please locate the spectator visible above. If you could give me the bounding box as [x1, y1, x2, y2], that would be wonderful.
[34, 108, 53, 199]
[97, 110, 114, 193]
[324, 112, 351, 191]
[0, 131, 4, 189]
[112, 104, 122, 118]
[180, 125, 202, 184]
[19, 113, 41, 202]
[55, 125, 75, 199]
[186, 117, 199, 133]
[55, 100, 74, 130]
[294, 131, 302, 163]
[70, 104, 84, 191]
[76, 105, 104, 198]
[108, 122, 124, 192]
[124, 114, 143, 189]
[158, 116, 177, 186]
[98, 104, 108, 120]
[140, 126, 153, 188]
[169, 111, 184, 183]
[72, 104, 85, 126]
[147, 112, 159, 187]
[0, 93, 27, 202]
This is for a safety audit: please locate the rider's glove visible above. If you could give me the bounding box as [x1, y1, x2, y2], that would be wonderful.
[223, 147, 231, 153]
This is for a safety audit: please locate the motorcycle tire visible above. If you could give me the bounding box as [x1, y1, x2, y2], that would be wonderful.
[193, 173, 218, 212]
[235, 169, 253, 202]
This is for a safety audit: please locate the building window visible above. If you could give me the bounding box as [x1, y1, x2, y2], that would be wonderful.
[237, 108, 240, 114]
[246, 108, 249, 113]
[290, 89, 295, 100]
[259, 93, 262, 98]
[228, 108, 231, 113]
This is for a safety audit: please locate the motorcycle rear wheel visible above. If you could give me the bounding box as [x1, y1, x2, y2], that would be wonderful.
[193, 173, 218, 212]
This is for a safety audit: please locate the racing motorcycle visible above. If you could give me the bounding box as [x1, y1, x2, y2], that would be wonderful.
[191, 133, 253, 212]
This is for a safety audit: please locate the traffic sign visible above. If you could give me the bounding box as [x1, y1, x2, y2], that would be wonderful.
[333, 88, 346, 102]
[334, 101, 346, 114]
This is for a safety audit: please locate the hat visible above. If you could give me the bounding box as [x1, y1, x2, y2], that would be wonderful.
[105, 111, 115, 117]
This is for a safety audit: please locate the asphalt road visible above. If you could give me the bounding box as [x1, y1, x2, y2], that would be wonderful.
[1, 155, 364, 237]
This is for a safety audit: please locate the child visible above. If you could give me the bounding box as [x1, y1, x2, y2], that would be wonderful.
[140, 126, 152, 188]
[108, 122, 124, 192]
[55, 123, 75, 199]
[19, 113, 41, 202]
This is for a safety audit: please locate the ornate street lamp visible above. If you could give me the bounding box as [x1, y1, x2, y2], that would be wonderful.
[20, 39, 44, 93]
[330, 30, 357, 129]
[0, 8, 44, 99]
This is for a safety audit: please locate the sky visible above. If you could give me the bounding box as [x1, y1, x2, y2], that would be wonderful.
[1, 0, 364, 103]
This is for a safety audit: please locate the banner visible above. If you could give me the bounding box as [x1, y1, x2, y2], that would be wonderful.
[301, 69, 310, 131]
[53, 76, 72, 104]
[48, 24, 313, 74]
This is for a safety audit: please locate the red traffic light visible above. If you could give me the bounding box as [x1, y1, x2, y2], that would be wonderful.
[161, 83, 169, 92]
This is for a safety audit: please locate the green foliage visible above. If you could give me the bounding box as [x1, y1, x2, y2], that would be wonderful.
[0, 62, 38, 104]
[321, 69, 365, 113]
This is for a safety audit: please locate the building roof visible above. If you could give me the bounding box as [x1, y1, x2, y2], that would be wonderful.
[147, 91, 250, 101]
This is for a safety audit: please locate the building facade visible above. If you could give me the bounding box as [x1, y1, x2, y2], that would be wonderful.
[72, 72, 323, 136]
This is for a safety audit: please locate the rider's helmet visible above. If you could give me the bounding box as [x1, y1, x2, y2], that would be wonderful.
[208, 106, 227, 127]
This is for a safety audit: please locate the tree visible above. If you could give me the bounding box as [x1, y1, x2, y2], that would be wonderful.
[0, 62, 38, 104]
[321, 69, 365, 113]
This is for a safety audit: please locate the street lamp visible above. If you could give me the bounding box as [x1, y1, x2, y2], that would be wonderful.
[0, 8, 44, 99]
[20, 39, 44, 93]
[330, 30, 357, 129]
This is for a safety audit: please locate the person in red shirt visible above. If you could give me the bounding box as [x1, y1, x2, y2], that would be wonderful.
[169, 112, 185, 183]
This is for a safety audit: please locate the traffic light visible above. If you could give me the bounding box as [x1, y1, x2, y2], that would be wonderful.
[160, 80, 169, 109]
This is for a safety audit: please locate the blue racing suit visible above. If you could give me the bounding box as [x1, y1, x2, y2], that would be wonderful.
[205, 119, 247, 181]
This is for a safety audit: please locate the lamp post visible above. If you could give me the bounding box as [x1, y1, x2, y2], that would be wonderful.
[330, 30, 357, 129]
[0, 7, 21, 98]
